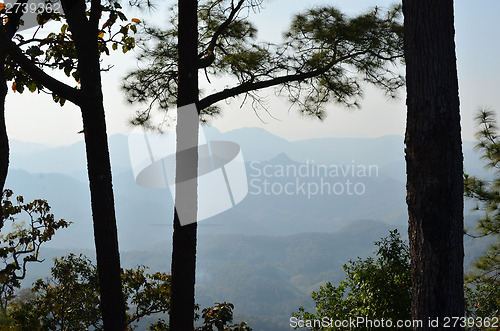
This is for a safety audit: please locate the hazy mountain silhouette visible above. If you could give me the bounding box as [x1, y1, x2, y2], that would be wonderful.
[5, 127, 486, 251]
[4, 127, 492, 331]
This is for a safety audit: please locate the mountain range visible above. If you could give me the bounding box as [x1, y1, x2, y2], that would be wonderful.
[3, 127, 492, 331]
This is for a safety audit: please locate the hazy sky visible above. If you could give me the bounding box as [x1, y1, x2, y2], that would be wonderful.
[4, 0, 500, 146]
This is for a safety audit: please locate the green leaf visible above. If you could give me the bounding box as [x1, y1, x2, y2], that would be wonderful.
[27, 81, 37, 93]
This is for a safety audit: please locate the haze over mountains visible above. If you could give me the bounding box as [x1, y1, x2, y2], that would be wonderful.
[7, 127, 410, 248]
[4, 127, 490, 330]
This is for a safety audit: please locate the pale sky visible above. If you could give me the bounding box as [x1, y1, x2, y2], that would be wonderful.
[4, 0, 500, 146]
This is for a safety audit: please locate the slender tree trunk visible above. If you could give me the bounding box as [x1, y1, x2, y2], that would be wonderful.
[169, 0, 199, 330]
[79, 33, 127, 331]
[80, 98, 126, 330]
[2, 1, 126, 327]
[60, 1, 126, 329]
[0, 0, 30, 228]
[0, 55, 9, 208]
[403, 0, 464, 329]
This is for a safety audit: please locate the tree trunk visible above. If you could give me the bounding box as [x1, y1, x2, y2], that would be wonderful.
[1, 1, 126, 327]
[80, 98, 126, 331]
[169, 0, 199, 330]
[403, 0, 464, 329]
[60, 1, 127, 329]
[82, 110, 126, 330]
[0, 55, 9, 213]
[0, 0, 31, 229]
[79, 36, 127, 331]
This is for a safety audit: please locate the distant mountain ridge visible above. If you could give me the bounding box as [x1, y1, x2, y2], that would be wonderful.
[11, 128, 409, 181]
[9, 127, 486, 182]
[5, 127, 487, 251]
[23, 219, 404, 331]
[5, 127, 493, 331]
[21, 218, 491, 331]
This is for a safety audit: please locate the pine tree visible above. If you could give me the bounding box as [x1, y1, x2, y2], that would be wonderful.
[403, 0, 464, 327]
[123, 2, 405, 329]
[464, 108, 500, 317]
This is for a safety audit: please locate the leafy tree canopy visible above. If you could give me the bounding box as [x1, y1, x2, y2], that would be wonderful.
[292, 230, 411, 330]
[8, 253, 171, 330]
[6, 253, 251, 330]
[0, 189, 70, 313]
[122, 1, 404, 127]
[0, 0, 140, 106]
[9, 254, 170, 330]
[292, 226, 499, 330]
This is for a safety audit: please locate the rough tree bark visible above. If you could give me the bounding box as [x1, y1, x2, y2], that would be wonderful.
[169, 0, 199, 329]
[60, 1, 127, 329]
[403, 0, 464, 329]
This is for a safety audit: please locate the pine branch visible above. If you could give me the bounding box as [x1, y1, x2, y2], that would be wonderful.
[197, 0, 245, 69]
[198, 51, 367, 110]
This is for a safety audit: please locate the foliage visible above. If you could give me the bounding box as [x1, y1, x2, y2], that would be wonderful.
[7, 254, 250, 330]
[123, 1, 404, 127]
[122, 265, 172, 327]
[196, 302, 252, 331]
[463, 107, 500, 322]
[1, 1, 143, 329]
[147, 302, 252, 331]
[464, 283, 500, 327]
[292, 230, 411, 330]
[0, 0, 139, 106]
[0, 189, 70, 312]
[8, 253, 171, 330]
[9, 254, 101, 330]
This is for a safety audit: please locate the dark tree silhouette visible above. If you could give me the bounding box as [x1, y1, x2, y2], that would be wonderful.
[59, 2, 126, 328]
[169, 0, 200, 330]
[403, 0, 464, 328]
[0, 56, 8, 205]
[124, 2, 405, 329]
[0, 1, 139, 329]
[0, 0, 28, 220]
